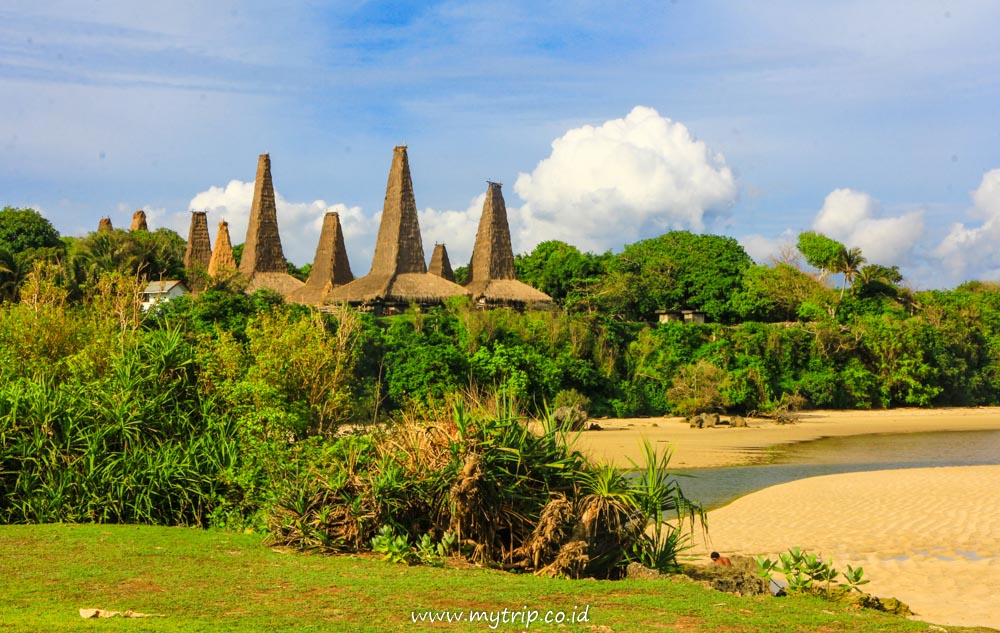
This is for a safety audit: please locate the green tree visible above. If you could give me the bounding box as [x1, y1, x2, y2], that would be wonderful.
[837, 247, 867, 299]
[514, 240, 607, 306]
[596, 231, 753, 322]
[0, 207, 62, 255]
[66, 228, 186, 287]
[796, 232, 846, 279]
[732, 263, 834, 322]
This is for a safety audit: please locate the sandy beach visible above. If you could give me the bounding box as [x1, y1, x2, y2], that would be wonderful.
[575, 407, 1000, 469]
[575, 408, 1000, 629]
[691, 465, 1000, 630]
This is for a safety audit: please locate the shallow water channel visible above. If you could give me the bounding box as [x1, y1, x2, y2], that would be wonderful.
[671, 429, 1000, 511]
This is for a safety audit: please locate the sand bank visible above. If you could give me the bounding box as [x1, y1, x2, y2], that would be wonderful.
[575, 407, 1000, 469]
[691, 465, 1000, 630]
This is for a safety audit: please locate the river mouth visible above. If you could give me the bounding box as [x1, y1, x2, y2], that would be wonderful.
[671, 429, 1000, 510]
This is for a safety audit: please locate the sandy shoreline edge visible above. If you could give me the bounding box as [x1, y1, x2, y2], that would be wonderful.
[576, 408, 1000, 630]
[691, 465, 1000, 630]
[574, 406, 1000, 469]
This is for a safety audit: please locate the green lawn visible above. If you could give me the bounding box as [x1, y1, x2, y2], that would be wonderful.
[0, 524, 991, 633]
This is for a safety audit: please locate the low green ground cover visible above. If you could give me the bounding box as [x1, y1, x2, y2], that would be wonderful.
[1, 524, 991, 633]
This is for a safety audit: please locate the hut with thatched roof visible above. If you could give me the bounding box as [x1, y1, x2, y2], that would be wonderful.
[465, 182, 552, 309]
[287, 211, 354, 305]
[208, 220, 237, 278]
[239, 154, 304, 296]
[97, 217, 113, 233]
[428, 243, 455, 282]
[184, 211, 213, 292]
[184, 211, 212, 272]
[326, 146, 468, 312]
[130, 209, 149, 232]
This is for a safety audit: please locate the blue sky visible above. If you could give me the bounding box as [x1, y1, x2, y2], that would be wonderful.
[2, 1, 999, 287]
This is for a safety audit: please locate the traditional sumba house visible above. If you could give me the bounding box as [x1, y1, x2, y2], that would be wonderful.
[184, 211, 212, 272]
[287, 211, 354, 305]
[183, 211, 212, 292]
[239, 154, 304, 295]
[130, 209, 149, 232]
[208, 220, 237, 278]
[98, 217, 113, 233]
[465, 182, 552, 309]
[428, 243, 455, 282]
[326, 145, 468, 313]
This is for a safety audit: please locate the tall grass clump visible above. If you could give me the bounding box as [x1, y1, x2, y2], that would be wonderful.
[0, 326, 237, 525]
[265, 393, 703, 578]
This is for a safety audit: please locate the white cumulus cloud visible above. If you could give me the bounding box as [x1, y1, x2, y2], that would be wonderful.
[417, 193, 487, 270]
[739, 230, 798, 265]
[934, 169, 1000, 282]
[512, 106, 737, 253]
[812, 188, 924, 266]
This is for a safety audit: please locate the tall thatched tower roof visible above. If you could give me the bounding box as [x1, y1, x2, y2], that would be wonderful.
[468, 182, 516, 283]
[98, 217, 113, 233]
[326, 146, 468, 309]
[465, 182, 552, 308]
[130, 209, 149, 232]
[287, 212, 354, 305]
[184, 211, 212, 271]
[208, 220, 237, 278]
[240, 154, 290, 275]
[238, 153, 304, 295]
[370, 145, 427, 276]
[428, 243, 455, 282]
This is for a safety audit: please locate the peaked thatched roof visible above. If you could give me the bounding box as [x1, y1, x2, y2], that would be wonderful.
[130, 209, 149, 232]
[240, 153, 290, 275]
[287, 212, 354, 305]
[326, 272, 469, 305]
[326, 146, 467, 306]
[428, 243, 455, 282]
[238, 153, 303, 296]
[208, 220, 237, 278]
[184, 211, 212, 272]
[468, 182, 516, 282]
[245, 272, 306, 295]
[98, 217, 113, 233]
[465, 182, 552, 307]
[370, 146, 427, 276]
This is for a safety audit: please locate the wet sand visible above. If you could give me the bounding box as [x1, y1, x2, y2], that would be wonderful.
[691, 465, 1000, 630]
[575, 407, 1000, 469]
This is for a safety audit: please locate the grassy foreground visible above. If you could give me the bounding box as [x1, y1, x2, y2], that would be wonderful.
[0, 524, 991, 633]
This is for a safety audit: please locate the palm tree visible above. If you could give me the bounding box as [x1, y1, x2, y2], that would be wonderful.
[837, 247, 867, 299]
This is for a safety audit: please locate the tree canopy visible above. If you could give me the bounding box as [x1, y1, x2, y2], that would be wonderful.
[0, 207, 62, 255]
[514, 240, 607, 305]
[796, 231, 846, 277]
[595, 231, 753, 322]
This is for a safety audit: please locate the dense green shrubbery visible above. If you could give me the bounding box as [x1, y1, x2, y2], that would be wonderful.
[2, 208, 1000, 568]
[264, 397, 702, 577]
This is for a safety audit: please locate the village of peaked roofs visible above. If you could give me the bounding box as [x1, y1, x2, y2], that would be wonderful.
[131, 146, 553, 316]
